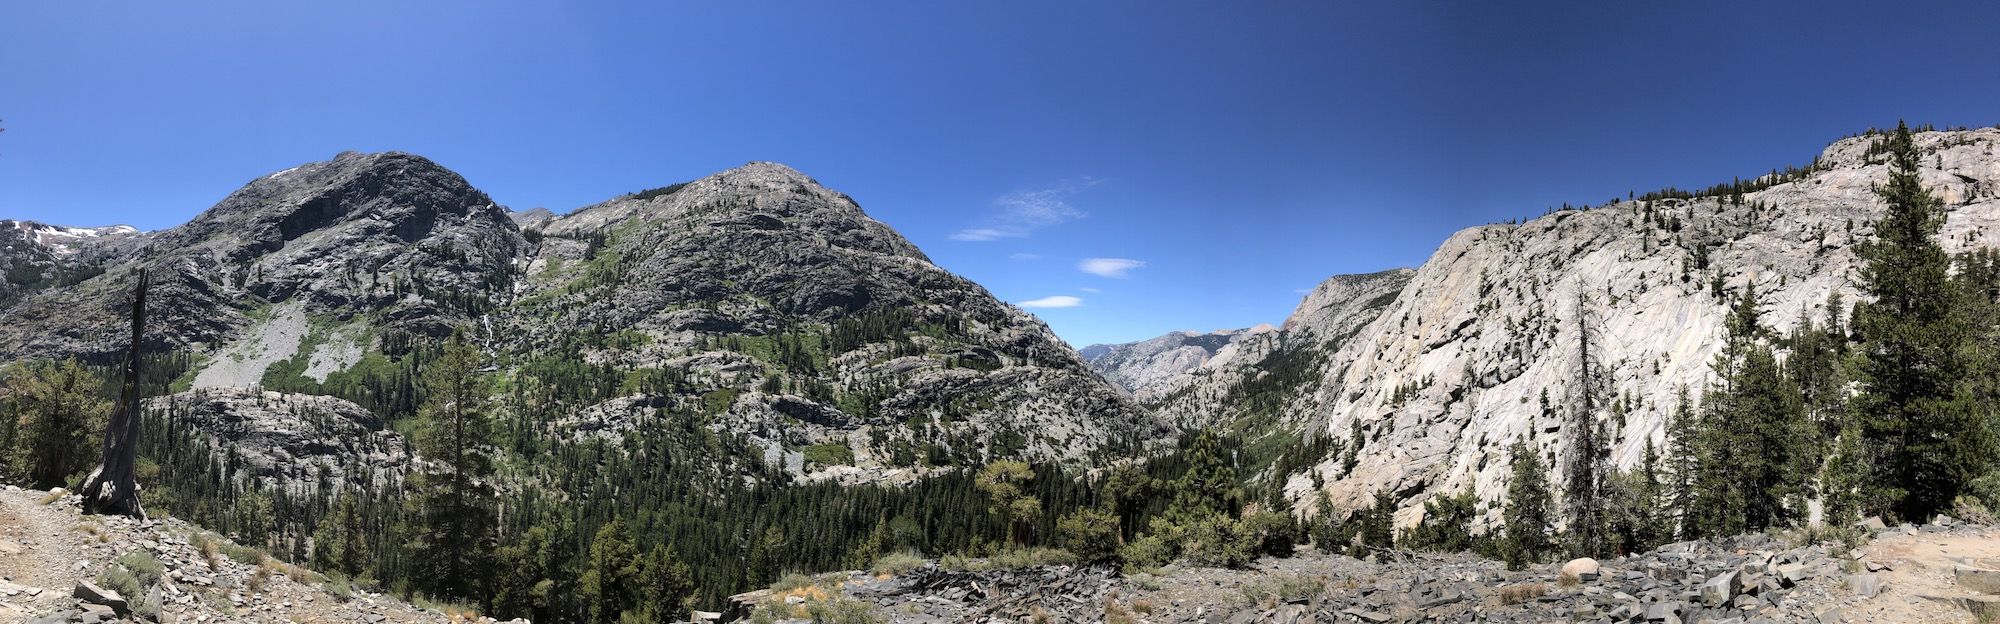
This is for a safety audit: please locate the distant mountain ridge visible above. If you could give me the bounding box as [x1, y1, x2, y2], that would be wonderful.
[1084, 325, 1275, 402]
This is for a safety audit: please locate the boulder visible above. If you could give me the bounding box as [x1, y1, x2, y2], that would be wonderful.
[1560, 557, 1600, 582]
[1643, 600, 1682, 623]
[1956, 565, 2000, 595]
[1700, 571, 1741, 606]
[72, 581, 128, 616]
[1962, 596, 2000, 621]
[1847, 573, 1884, 598]
[1777, 563, 1810, 588]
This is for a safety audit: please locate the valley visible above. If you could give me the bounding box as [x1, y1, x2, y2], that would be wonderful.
[1, 123, 1997, 623]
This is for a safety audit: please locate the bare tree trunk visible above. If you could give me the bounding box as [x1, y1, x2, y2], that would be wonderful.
[82, 269, 146, 520]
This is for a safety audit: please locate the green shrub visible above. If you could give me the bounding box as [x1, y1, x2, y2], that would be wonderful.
[221, 542, 264, 565]
[1056, 508, 1122, 564]
[1969, 472, 2000, 514]
[1175, 515, 1254, 568]
[101, 551, 164, 621]
[1236, 510, 1301, 559]
[869, 550, 925, 577]
[802, 444, 856, 467]
[769, 572, 817, 592]
[116, 551, 164, 586]
[1239, 574, 1327, 607]
[1119, 535, 1172, 573]
[989, 547, 1075, 570]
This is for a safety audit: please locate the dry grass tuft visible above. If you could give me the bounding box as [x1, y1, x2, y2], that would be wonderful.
[1500, 582, 1549, 605]
[1104, 597, 1137, 624]
[247, 564, 273, 593]
[1131, 598, 1157, 614]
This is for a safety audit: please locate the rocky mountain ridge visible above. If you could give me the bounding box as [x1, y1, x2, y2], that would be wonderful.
[0, 154, 1160, 489]
[1084, 325, 1274, 402]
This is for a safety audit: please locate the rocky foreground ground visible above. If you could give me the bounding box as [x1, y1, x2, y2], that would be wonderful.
[7, 480, 2000, 623]
[740, 523, 2000, 624]
[0, 486, 507, 624]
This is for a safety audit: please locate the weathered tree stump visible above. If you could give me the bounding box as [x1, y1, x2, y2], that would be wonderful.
[81, 269, 147, 520]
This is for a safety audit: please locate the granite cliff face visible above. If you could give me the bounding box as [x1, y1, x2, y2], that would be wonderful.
[1135, 269, 1415, 430]
[1270, 129, 2000, 526]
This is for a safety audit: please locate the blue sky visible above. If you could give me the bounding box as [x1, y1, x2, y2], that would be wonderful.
[4, 2, 1999, 347]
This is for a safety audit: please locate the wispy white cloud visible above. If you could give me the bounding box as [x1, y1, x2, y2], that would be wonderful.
[950, 178, 1097, 242]
[949, 228, 1010, 242]
[1079, 286, 1102, 293]
[1008, 252, 1043, 261]
[1018, 295, 1084, 308]
[1079, 257, 1145, 278]
[1294, 288, 1313, 294]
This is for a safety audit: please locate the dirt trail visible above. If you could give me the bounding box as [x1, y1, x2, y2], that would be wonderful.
[0, 486, 471, 624]
[0, 486, 94, 621]
[1843, 527, 2000, 623]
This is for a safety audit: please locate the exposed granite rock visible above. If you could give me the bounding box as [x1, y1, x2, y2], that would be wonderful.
[0, 155, 1162, 491]
[509, 162, 1165, 475]
[1145, 269, 1414, 429]
[145, 387, 410, 492]
[1280, 129, 2000, 524]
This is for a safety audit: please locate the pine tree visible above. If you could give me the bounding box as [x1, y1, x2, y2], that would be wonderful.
[1357, 490, 1395, 551]
[403, 329, 498, 601]
[1604, 441, 1669, 555]
[311, 494, 368, 578]
[1100, 463, 1154, 542]
[1821, 423, 1870, 528]
[627, 545, 694, 623]
[582, 518, 640, 624]
[1168, 430, 1236, 521]
[494, 517, 569, 623]
[1688, 286, 1814, 536]
[1563, 292, 1609, 557]
[5, 359, 110, 489]
[1852, 121, 1994, 521]
[1402, 487, 1479, 553]
[1501, 442, 1555, 570]
[1664, 386, 1700, 539]
[974, 460, 1041, 547]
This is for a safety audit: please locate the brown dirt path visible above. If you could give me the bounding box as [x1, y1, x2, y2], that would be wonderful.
[1842, 526, 2000, 623]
